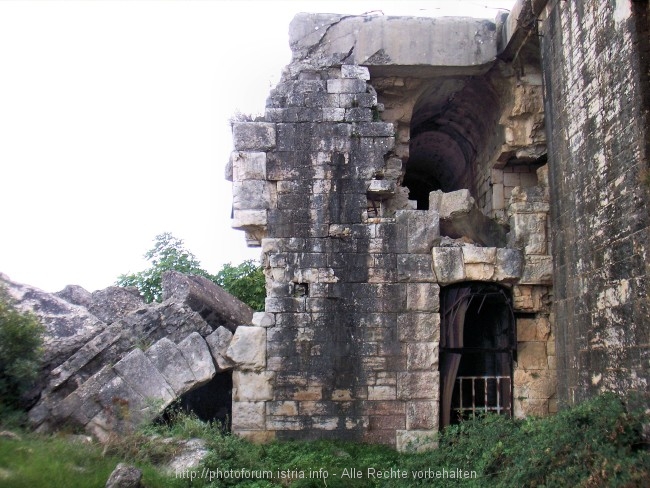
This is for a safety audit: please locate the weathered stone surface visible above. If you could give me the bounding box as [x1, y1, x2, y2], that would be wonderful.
[232, 371, 274, 402]
[106, 463, 142, 488]
[431, 247, 465, 284]
[178, 332, 216, 386]
[462, 246, 497, 281]
[145, 338, 196, 396]
[520, 255, 553, 285]
[113, 348, 175, 407]
[232, 401, 266, 430]
[226, 326, 266, 371]
[494, 248, 524, 282]
[252, 311, 275, 327]
[289, 14, 497, 76]
[517, 342, 548, 370]
[162, 270, 253, 331]
[55, 284, 93, 308]
[406, 283, 440, 312]
[406, 401, 438, 430]
[232, 122, 276, 151]
[0, 273, 108, 370]
[231, 151, 267, 181]
[88, 286, 145, 325]
[165, 438, 209, 474]
[205, 326, 235, 371]
[406, 343, 439, 371]
[397, 372, 439, 400]
[396, 210, 440, 254]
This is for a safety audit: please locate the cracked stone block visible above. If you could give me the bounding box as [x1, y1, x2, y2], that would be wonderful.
[431, 247, 465, 284]
[226, 326, 266, 371]
[145, 338, 196, 396]
[509, 213, 547, 254]
[232, 180, 272, 210]
[113, 348, 175, 407]
[440, 189, 475, 218]
[232, 122, 276, 151]
[326, 78, 367, 94]
[397, 210, 440, 254]
[462, 246, 497, 281]
[407, 342, 439, 371]
[494, 248, 524, 282]
[205, 326, 235, 371]
[178, 332, 216, 386]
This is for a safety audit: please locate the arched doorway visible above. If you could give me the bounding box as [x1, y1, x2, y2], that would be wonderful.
[439, 282, 515, 427]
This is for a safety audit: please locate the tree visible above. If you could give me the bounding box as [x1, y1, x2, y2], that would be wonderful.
[117, 232, 211, 303]
[117, 233, 266, 310]
[0, 286, 45, 418]
[214, 260, 266, 312]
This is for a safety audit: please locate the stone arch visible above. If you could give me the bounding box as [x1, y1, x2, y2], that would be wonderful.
[403, 77, 501, 209]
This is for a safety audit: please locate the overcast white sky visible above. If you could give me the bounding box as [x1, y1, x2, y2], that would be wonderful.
[0, 0, 514, 293]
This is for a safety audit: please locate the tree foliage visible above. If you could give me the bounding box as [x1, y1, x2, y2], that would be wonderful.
[0, 286, 45, 417]
[117, 233, 212, 303]
[214, 260, 266, 311]
[117, 233, 266, 310]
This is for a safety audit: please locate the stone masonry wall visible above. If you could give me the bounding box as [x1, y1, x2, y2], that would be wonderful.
[540, 0, 650, 405]
[228, 12, 558, 449]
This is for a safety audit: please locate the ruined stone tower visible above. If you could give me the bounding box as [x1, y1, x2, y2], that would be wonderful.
[227, 0, 649, 449]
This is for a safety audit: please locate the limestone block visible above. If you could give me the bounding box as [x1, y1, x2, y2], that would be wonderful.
[516, 342, 548, 370]
[517, 316, 551, 342]
[396, 210, 440, 254]
[514, 369, 557, 399]
[406, 401, 439, 430]
[397, 372, 439, 400]
[520, 255, 553, 285]
[406, 342, 439, 371]
[232, 122, 276, 151]
[322, 108, 346, 121]
[428, 190, 443, 212]
[493, 248, 524, 282]
[431, 247, 465, 284]
[510, 213, 547, 254]
[113, 348, 175, 406]
[232, 371, 274, 402]
[232, 210, 267, 229]
[226, 326, 266, 371]
[326, 78, 367, 94]
[205, 326, 235, 371]
[396, 430, 438, 453]
[233, 180, 272, 210]
[440, 189, 475, 218]
[367, 179, 396, 199]
[252, 312, 275, 328]
[368, 386, 396, 400]
[178, 332, 216, 386]
[266, 401, 298, 416]
[406, 283, 440, 312]
[513, 398, 549, 419]
[398, 313, 441, 342]
[462, 246, 497, 281]
[513, 285, 548, 312]
[397, 254, 435, 282]
[230, 151, 266, 182]
[341, 64, 370, 80]
[145, 338, 196, 396]
[231, 401, 266, 430]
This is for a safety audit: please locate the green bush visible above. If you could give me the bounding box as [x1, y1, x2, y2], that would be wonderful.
[0, 287, 45, 421]
[214, 260, 266, 311]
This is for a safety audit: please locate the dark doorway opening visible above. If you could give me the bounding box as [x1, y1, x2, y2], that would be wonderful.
[439, 283, 515, 427]
[157, 372, 232, 431]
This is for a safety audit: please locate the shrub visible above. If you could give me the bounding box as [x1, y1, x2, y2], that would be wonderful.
[0, 286, 45, 421]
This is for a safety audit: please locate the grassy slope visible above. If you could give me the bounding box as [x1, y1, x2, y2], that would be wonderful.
[0, 393, 648, 488]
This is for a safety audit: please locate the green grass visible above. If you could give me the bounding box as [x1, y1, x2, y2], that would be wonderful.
[0, 393, 648, 487]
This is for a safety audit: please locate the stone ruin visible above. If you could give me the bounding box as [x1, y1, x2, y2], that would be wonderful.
[0, 271, 263, 441]
[227, 0, 650, 449]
